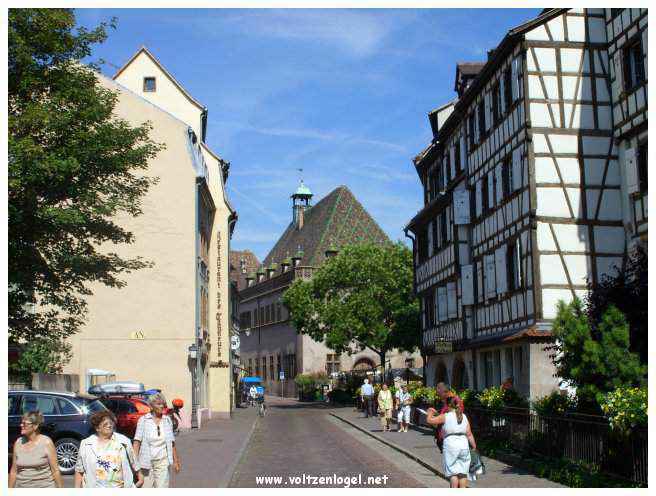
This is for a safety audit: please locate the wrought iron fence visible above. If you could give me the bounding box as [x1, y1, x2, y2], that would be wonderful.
[466, 407, 647, 485]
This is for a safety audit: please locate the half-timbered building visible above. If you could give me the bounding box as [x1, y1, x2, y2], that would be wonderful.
[406, 8, 639, 399]
[605, 8, 648, 249]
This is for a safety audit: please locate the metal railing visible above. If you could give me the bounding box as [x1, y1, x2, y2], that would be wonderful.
[466, 407, 647, 485]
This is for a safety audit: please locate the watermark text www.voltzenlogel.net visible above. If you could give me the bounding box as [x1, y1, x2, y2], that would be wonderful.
[255, 473, 391, 487]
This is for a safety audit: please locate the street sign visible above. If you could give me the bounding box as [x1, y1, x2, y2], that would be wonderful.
[230, 335, 240, 351]
[434, 341, 453, 354]
[279, 371, 285, 380]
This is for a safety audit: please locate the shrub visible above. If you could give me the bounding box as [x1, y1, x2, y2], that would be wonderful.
[294, 374, 314, 388]
[532, 390, 577, 416]
[457, 389, 482, 409]
[502, 387, 530, 408]
[600, 385, 647, 433]
[478, 387, 505, 412]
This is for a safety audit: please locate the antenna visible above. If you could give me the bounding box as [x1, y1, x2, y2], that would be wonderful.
[296, 168, 304, 183]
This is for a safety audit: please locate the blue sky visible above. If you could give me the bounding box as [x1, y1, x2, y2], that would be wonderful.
[75, 8, 540, 261]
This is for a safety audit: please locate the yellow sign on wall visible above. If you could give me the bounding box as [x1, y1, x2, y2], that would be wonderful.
[433, 341, 452, 354]
[129, 330, 146, 340]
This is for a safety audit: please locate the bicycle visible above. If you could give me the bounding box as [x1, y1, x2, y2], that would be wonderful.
[256, 396, 266, 417]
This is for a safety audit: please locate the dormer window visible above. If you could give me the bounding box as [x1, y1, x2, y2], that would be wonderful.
[143, 77, 156, 92]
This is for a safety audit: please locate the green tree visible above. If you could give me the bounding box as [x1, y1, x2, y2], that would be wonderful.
[585, 246, 647, 364]
[9, 9, 163, 378]
[550, 299, 646, 410]
[283, 242, 420, 374]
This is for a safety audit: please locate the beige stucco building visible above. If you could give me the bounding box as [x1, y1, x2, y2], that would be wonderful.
[63, 47, 237, 426]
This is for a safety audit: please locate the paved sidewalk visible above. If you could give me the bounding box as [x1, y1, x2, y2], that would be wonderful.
[330, 407, 565, 488]
[172, 402, 260, 487]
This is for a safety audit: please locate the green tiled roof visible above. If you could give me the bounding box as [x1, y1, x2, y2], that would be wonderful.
[263, 185, 389, 268]
[292, 180, 313, 198]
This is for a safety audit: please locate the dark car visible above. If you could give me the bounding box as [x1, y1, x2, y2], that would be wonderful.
[8, 390, 108, 475]
[99, 396, 151, 439]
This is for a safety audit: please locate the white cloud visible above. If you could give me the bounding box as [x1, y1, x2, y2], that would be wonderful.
[206, 9, 407, 58]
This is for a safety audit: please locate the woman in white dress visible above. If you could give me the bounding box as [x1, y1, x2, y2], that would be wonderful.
[426, 396, 477, 488]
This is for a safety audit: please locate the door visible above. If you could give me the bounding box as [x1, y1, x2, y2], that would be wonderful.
[19, 394, 60, 438]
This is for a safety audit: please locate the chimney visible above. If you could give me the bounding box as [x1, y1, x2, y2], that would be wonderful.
[292, 250, 304, 267]
[325, 244, 338, 259]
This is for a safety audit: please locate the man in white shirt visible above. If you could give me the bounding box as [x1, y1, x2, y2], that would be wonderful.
[249, 385, 258, 406]
[360, 378, 375, 418]
[395, 384, 412, 432]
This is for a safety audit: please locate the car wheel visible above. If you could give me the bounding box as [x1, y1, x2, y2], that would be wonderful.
[55, 437, 80, 475]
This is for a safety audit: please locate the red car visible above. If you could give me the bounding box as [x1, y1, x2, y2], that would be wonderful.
[99, 396, 151, 439]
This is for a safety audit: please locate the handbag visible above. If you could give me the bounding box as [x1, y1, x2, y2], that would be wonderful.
[469, 449, 486, 480]
[120, 442, 141, 486]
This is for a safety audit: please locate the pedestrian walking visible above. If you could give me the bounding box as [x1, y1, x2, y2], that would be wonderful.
[74, 410, 142, 488]
[395, 384, 412, 432]
[8, 411, 63, 488]
[377, 383, 393, 431]
[360, 378, 375, 418]
[426, 396, 478, 488]
[133, 392, 180, 488]
[435, 382, 464, 451]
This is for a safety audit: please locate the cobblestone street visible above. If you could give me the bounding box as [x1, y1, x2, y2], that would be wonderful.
[228, 397, 447, 488]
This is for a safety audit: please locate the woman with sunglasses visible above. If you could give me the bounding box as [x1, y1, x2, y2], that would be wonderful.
[133, 392, 180, 488]
[74, 410, 143, 488]
[9, 411, 63, 488]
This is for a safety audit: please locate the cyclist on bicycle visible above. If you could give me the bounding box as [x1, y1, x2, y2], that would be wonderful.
[255, 384, 266, 416]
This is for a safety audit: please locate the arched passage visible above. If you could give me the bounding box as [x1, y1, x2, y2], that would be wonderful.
[352, 357, 376, 373]
[434, 360, 448, 385]
[451, 357, 468, 390]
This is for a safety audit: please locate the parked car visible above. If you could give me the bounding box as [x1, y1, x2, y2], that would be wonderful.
[98, 395, 151, 438]
[8, 390, 108, 475]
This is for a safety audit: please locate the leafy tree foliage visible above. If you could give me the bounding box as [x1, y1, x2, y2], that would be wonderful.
[282, 242, 420, 371]
[9, 9, 163, 377]
[585, 246, 647, 364]
[549, 299, 646, 411]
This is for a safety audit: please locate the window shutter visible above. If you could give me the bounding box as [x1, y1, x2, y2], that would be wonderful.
[446, 208, 451, 241]
[427, 221, 434, 258]
[613, 51, 624, 95]
[626, 147, 639, 193]
[485, 92, 492, 131]
[450, 146, 456, 178]
[476, 261, 484, 303]
[495, 165, 503, 204]
[486, 172, 494, 209]
[495, 247, 508, 294]
[438, 286, 448, 322]
[512, 148, 522, 191]
[453, 189, 470, 225]
[475, 180, 483, 217]
[460, 136, 468, 173]
[461, 264, 474, 305]
[485, 254, 497, 299]
[447, 282, 457, 318]
[499, 74, 506, 114]
[511, 57, 519, 101]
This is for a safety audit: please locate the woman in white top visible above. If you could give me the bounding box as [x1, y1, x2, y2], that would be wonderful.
[426, 396, 477, 488]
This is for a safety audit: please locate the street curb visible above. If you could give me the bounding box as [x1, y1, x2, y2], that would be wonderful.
[224, 413, 260, 487]
[329, 412, 449, 482]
